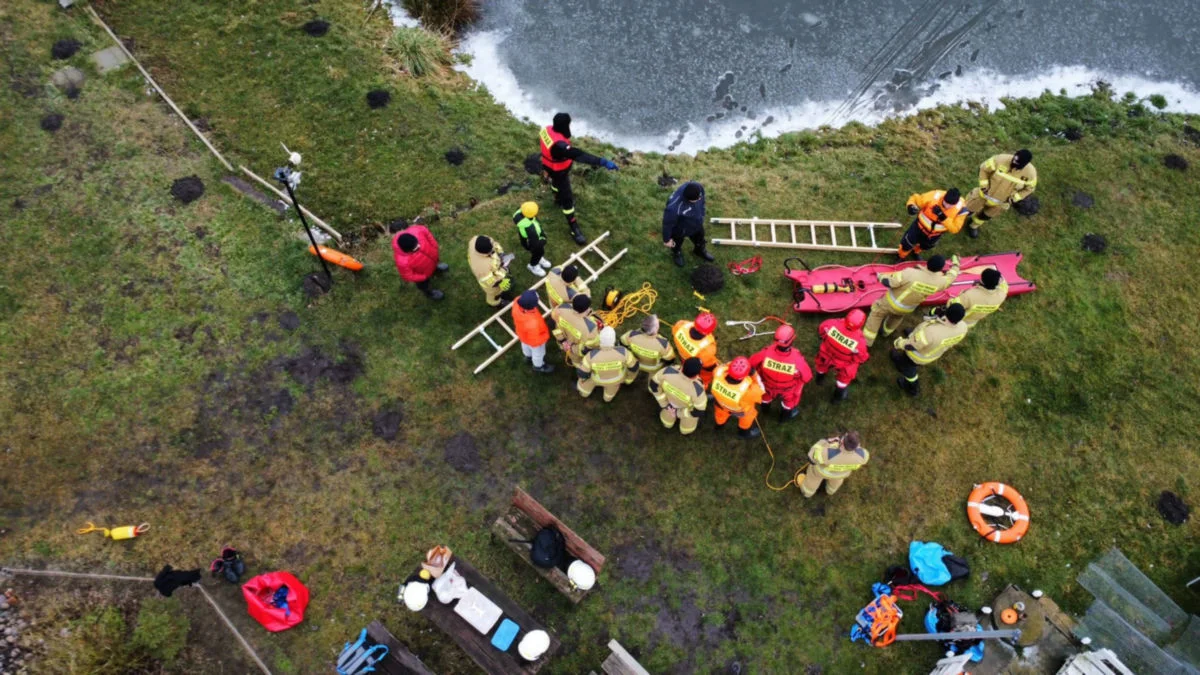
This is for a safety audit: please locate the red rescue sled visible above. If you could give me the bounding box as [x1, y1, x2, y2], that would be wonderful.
[785, 252, 1036, 314]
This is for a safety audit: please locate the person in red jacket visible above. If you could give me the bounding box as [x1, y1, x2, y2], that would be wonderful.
[814, 309, 870, 404]
[391, 224, 448, 300]
[512, 290, 554, 374]
[748, 324, 812, 422]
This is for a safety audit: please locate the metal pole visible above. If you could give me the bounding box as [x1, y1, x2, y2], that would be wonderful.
[893, 629, 1020, 642]
[282, 179, 334, 285]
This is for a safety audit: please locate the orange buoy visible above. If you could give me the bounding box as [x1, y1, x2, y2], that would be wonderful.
[308, 245, 363, 271]
[967, 482, 1030, 544]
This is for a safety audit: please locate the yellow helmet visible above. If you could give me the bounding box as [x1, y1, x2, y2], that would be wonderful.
[520, 201, 539, 219]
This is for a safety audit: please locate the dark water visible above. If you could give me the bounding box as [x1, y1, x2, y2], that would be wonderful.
[451, 0, 1200, 152]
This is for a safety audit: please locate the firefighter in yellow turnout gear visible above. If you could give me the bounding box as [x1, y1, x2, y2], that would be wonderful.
[467, 235, 512, 307]
[577, 326, 638, 402]
[620, 314, 675, 377]
[648, 357, 708, 434]
[800, 431, 869, 498]
[863, 254, 960, 347]
[944, 267, 1007, 326]
[891, 303, 970, 396]
[964, 149, 1037, 238]
[551, 294, 600, 368]
[545, 264, 590, 308]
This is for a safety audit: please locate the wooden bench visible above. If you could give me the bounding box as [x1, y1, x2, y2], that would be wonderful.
[414, 556, 560, 674]
[363, 621, 437, 675]
[599, 640, 650, 675]
[491, 486, 607, 603]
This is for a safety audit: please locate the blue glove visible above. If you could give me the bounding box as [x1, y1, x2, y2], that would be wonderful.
[601, 159, 618, 171]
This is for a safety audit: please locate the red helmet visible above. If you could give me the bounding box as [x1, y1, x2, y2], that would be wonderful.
[694, 313, 716, 335]
[845, 309, 866, 331]
[774, 324, 795, 346]
[728, 356, 751, 380]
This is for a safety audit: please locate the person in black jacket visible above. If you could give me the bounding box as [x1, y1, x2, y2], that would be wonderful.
[538, 112, 619, 245]
[661, 181, 714, 267]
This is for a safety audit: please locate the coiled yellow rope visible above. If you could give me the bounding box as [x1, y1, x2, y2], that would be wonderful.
[594, 282, 658, 329]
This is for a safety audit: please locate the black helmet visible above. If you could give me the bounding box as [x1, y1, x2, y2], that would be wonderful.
[552, 112, 572, 138]
[981, 268, 1002, 289]
[474, 236, 493, 254]
[1012, 149, 1033, 169]
[945, 303, 966, 323]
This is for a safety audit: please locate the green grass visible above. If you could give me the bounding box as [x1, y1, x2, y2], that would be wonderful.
[2, 0, 1199, 673]
[385, 26, 453, 77]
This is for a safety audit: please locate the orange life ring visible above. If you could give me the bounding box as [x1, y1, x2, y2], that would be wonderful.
[308, 245, 364, 271]
[967, 482, 1030, 544]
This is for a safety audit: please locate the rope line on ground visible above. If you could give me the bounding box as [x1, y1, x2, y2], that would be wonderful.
[2, 566, 272, 675]
[756, 418, 809, 491]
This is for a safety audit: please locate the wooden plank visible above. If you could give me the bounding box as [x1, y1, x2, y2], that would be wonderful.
[492, 513, 586, 604]
[601, 640, 650, 675]
[416, 556, 559, 674]
[365, 621, 437, 675]
[511, 487, 606, 572]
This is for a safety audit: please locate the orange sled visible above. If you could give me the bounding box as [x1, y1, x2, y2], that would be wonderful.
[308, 245, 363, 271]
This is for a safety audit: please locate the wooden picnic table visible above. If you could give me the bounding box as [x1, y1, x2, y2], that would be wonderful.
[491, 486, 607, 603]
[364, 620, 437, 675]
[415, 555, 560, 674]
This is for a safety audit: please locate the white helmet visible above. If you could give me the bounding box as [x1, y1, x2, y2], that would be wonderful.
[402, 581, 430, 611]
[599, 326, 617, 348]
[517, 629, 550, 661]
[567, 560, 596, 590]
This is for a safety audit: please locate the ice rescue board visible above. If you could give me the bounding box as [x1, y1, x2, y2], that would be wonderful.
[785, 252, 1036, 314]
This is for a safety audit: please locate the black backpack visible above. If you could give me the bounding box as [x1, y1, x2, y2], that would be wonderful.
[514, 526, 566, 569]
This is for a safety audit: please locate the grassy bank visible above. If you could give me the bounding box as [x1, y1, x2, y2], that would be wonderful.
[2, 0, 1199, 673]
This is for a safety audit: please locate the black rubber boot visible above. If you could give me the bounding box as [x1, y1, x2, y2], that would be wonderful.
[779, 406, 800, 422]
[436, 262, 450, 272]
[896, 377, 920, 397]
[694, 245, 715, 262]
[832, 386, 849, 404]
[570, 223, 587, 245]
[426, 288, 445, 301]
[673, 248, 685, 267]
[533, 363, 556, 374]
[968, 226, 980, 239]
[738, 426, 762, 440]
[814, 371, 826, 385]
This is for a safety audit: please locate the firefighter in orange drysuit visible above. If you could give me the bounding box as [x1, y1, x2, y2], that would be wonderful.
[711, 356, 765, 440]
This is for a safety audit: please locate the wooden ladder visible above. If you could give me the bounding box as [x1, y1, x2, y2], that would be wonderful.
[451, 231, 627, 375]
[710, 217, 901, 253]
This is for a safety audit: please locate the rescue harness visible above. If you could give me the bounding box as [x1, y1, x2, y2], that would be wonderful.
[725, 316, 789, 340]
[727, 255, 762, 276]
